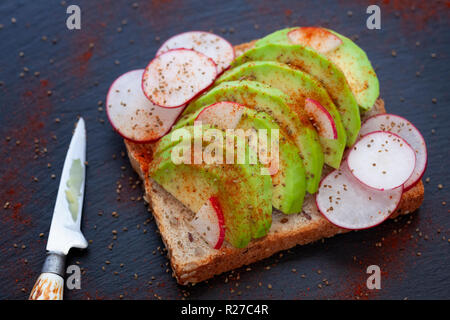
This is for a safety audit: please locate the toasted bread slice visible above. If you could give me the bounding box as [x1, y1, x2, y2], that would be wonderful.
[124, 41, 425, 285]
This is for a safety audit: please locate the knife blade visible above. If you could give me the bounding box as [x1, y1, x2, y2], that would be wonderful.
[47, 117, 88, 254]
[29, 117, 88, 300]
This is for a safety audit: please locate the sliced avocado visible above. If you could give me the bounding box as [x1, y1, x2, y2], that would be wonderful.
[325, 29, 379, 110]
[150, 125, 273, 246]
[217, 61, 347, 168]
[171, 106, 306, 213]
[151, 125, 223, 213]
[153, 126, 194, 160]
[238, 109, 306, 214]
[254, 27, 379, 110]
[151, 148, 219, 212]
[253, 27, 295, 47]
[233, 43, 360, 146]
[176, 80, 323, 193]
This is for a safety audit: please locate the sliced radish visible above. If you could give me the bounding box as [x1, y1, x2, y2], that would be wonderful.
[190, 197, 225, 249]
[347, 131, 416, 191]
[304, 98, 338, 139]
[156, 31, 235, 74]
[195, 101, 245, 129]
[316, 163, 403, 230]
[288, 27, 342, 54]
[360, 114, 427, 190]
[142, 49, 217, 108]
[106, 69, 184, 143]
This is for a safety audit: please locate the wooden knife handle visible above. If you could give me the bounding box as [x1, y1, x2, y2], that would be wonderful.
[29, 252, 66, 300]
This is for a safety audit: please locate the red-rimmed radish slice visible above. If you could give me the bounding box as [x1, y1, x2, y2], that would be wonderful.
[316, 163, 403, 230]
[190, 197, 225, 249]
[288, 27, 342, 54]
[106, 69, 184, 143]
[347, 131, 416, 191]
[195, 101, 245, 129]
[360, 114, 427, 190]
[304, 98, 338, 139]
[142, 49, 217, 108]
[156, 31, 235, 74]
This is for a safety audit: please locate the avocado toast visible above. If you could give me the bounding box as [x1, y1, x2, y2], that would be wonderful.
[108, 29, 426, 284]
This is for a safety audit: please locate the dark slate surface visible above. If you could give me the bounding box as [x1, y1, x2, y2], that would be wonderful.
[0, 0, 449, 300]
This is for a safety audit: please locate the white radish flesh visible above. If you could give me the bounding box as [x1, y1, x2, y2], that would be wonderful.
[304, 98, 338, 139]
[347, 131, 416, 190]
[190, 197, 225, 249]
[157, 31, 235, 74]
[360, 114, 427, 190]
[106, 69, 184, 142]
[316, 163, 403, 230]
[288, 27, 343, 54]
[142, 49, 217, 108]
[195, 101, 245, 129]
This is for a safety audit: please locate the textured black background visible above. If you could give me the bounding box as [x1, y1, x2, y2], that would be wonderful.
[0, 0, 449, 300]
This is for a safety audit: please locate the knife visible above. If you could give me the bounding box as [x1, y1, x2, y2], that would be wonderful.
[29, 117, 88, 300]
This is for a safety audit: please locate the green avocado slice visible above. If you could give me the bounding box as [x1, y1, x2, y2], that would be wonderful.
[238, 109, 306, 214]
[150, 125, 273, 246]
[254, 27, 379, 110]
[233, 43, 360, 146]
[217, 61, 347, 168]
[325, 29, 379, 110]
[177, 105, 306, 213]
[176, 80, 323, 194]
[253, 27, 296, 47]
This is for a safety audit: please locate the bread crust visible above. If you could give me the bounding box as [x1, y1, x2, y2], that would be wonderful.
[124, 40, 425, 285]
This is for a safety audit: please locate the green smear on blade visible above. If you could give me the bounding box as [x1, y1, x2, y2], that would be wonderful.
[65, 159, 83, 221]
